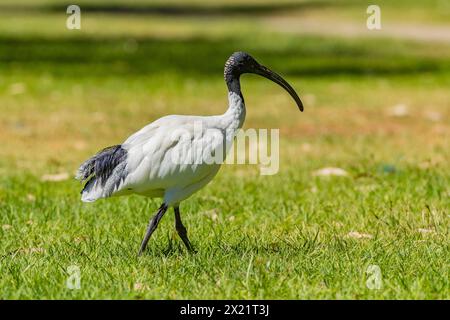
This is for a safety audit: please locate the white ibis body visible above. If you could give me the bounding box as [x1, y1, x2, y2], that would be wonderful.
[76, 52, 303, 255]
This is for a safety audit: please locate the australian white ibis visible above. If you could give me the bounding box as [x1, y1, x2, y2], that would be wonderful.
[76, 51, 303, 255]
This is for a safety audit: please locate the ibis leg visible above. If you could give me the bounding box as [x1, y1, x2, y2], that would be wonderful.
[138, 203, 168, 256]
[174, 206, 195, 252]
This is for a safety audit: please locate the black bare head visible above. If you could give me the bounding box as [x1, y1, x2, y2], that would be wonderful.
[224, 51, 303, 111]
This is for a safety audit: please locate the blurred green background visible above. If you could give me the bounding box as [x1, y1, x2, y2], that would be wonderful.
[0, 0, 448, 299]
[0, 0, 449, 169]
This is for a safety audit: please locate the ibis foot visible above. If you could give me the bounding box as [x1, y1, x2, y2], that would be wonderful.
[174, 206, 196, 253]
[138, 203, 168, 256]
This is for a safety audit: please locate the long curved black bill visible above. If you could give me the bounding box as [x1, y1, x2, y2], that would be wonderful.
[254, 65, 303, 111]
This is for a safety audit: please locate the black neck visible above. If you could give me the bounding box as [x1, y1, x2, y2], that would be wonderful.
[224, 62, 244, 102]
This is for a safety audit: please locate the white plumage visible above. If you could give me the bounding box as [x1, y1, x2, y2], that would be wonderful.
[76, 52, 303, 255]
[80, 93, 242, 205]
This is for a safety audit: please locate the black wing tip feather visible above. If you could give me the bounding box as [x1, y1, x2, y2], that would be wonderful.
[80, 175, 95, 194]
[77, 144, 128, 193]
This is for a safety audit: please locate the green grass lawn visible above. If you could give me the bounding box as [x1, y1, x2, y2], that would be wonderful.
[0, 0, 449, 299]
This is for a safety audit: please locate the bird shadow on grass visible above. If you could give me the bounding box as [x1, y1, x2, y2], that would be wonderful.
[135, 234, 305, 258]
